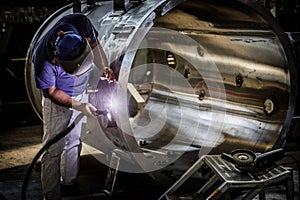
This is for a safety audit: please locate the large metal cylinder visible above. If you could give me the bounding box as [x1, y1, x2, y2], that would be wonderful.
[25, 0, 297, 175]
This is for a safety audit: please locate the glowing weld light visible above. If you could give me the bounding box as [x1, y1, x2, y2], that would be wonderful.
[107, 112, 112, 121]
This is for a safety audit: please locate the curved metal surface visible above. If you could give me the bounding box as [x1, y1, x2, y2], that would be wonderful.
[142, 0, 294, 152]
[25, 0, 297, 174]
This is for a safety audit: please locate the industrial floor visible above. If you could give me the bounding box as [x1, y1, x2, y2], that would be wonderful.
[0, 101, 300, 200]
[0, 101, 165, 200]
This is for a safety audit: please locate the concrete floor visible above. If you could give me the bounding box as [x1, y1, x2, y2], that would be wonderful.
[0, 122, 164, 200]
[0, 102, 300, 200]
[0, 102, 165, 200]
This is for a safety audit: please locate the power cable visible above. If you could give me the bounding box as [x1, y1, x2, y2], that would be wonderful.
[21, 113, 84, 200]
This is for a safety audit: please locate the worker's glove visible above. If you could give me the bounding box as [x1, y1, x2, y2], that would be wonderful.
[102, 67, 115, 82]
[73, 103, 97, 118]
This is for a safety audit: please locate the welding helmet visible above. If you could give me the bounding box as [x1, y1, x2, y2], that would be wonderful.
[53, 23, 94, 76]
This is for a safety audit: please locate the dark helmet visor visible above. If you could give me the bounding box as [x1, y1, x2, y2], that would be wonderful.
[57, 38, 94, 76]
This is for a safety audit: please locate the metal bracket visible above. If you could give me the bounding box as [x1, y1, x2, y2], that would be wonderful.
[103, 152, 120, 196]
[113, 0, 143, 13]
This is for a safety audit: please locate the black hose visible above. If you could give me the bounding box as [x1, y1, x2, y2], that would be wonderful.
[21, 113, 85, 200]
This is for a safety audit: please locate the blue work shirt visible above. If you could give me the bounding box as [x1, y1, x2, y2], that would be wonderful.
[33, 13, 98, 97]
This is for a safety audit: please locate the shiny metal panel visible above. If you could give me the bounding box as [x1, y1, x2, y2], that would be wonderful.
[135, 0, 292, 153]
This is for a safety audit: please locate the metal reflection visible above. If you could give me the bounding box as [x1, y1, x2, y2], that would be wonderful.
[24, 0, 297, 177]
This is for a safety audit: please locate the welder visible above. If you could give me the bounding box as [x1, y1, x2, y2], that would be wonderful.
[32, 13, 107, 199]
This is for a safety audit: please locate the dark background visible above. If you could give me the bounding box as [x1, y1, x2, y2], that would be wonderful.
[0, 0, 71, 130]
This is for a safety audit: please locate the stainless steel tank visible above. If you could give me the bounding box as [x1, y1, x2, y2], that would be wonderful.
[25, 0, 297, 177]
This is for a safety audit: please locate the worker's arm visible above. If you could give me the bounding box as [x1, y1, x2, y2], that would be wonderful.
[43, 86, 97, 118]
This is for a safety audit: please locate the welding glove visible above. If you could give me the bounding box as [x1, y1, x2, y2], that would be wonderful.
[73, 102, 97, 118]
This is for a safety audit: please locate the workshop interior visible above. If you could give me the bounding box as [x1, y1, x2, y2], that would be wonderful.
[1, 0, 300, 199]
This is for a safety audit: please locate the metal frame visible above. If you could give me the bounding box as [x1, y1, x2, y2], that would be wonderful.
[159, 155, 294, 200]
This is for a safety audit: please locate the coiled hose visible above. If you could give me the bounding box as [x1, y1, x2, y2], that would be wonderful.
[21, 113, 85, 200]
